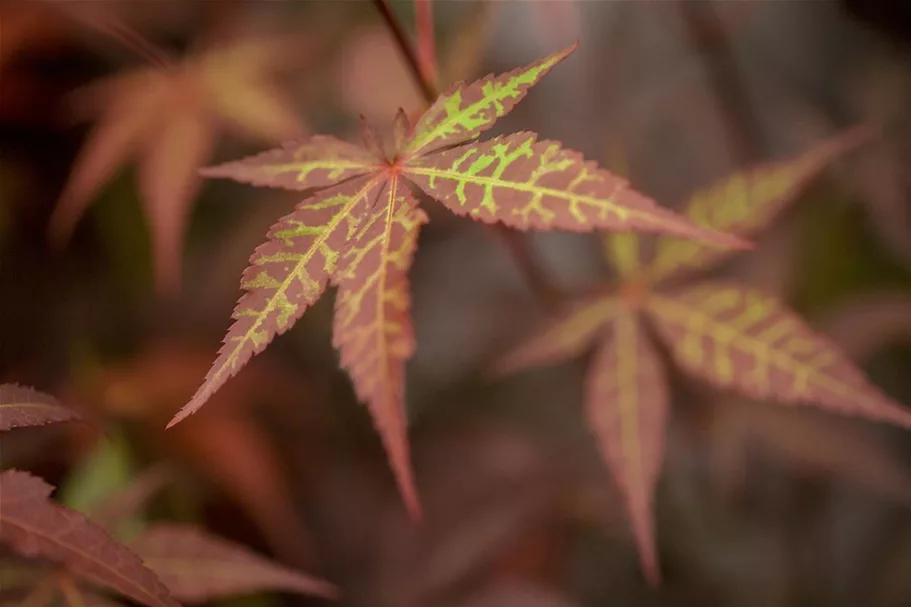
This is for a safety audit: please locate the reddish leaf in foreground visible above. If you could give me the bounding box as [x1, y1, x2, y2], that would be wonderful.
[332, 177, 427, 519]
[198, 135, 376, 191]
[404, 132, 750, 246]
[404, 44, 578, 156]
[646, 283, 911, 427]
[131, 524, 337, 602]
[169, 176, 383, 427]
[0, 470, 180, 607]
[586, 312, 668, 583]
[0, 384, 80, 431]
[172, 43, 749, 519]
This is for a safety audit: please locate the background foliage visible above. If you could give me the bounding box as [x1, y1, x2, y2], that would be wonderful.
[2, 1, 911, 605]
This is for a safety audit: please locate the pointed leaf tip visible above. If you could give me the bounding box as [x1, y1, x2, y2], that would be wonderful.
[406, 131, 754, 247]
[169, 176, 384, 427]
[586, 312, 667, 584]
[332, 177, 426, 520]
[0, 384, 81, 431]
[494, 295, 620, 375]
[646, 127, 871, 283]
[132, 523, 338, 602]
[647, 283, 911, 429]
[405, 44, 578, 157]
[197, 135, 376, 191]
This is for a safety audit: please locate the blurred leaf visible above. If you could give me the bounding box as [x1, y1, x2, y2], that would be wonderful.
[646, 127, 870, 284]
[131, 523, 337, 602]
[0, 384, 81, 431]
[710, 399, 911, 505]
[0, 470, 180, 607]
[59, 431, 134, 516]
[88, 465, 172, 539]
[49, 31, 306, 294]
[494, 295, 619, 374]
[586, 310, 667, 583]
[647, 283, 911, 427]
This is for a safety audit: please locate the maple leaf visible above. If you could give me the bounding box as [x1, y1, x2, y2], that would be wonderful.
[0, 384, 81, 431]
[585, 310, 668, 584]
[644, 127, 872, 284]
[495, 129, 911, 582]
[131, 523, 337, 603]
[167, 43, 748, 519]
[48, 33, 304, 294]
[0, 470, 180, 607]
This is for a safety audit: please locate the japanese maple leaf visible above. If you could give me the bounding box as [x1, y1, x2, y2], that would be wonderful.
[496, 127, 911, 583]
[48, 34, 304, 294]
[166, 44, 748, 520]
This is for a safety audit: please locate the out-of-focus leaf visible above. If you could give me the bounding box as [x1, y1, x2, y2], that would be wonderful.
[59, 432, 133, 516]
[0, 384, 80, 431]
[68, 339, 321, 570]
[138, 100, 215, 294]
[493, 295, 618, 374]
[585, 311, 667, 583]
[88, 465, 172, 538]
[647, 283, 911, 427]
[131, 524, 337, 602]
[815, 292, 911, 363]
[603, 233, 641, 281]
[645, 127, 870, 284]
[332, 177, 427, 520]
[710, 399, 911, 504]
[438, 1, 500, 87]
[49, 31, 307, 294]
[0, 470, 180, 607]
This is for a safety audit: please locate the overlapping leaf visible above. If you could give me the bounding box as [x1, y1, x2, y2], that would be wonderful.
[644, 127, 870, 284]
[0, 384, 80, 431]
[495, 128, 911, 583]
[404, 132, 748, 244]
[494, 295, 619, 374]
[131, 524, 337, 602]
[0, 470, 180, 607]
[171, 43, 748, 517]
[332, 177, 427, 518]
[169, 176, 383, 427]
[585, 311, 667, 583]
[646, 283, 911, 427]
[50, 33, 305, 293]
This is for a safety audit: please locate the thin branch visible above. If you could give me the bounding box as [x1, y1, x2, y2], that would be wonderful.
[372, 0, 563, 308]
[55, 4, 173, 70]
[372, 0, 438, 102]
[678, 1, 764, 164]
[415, 0, 439, 91]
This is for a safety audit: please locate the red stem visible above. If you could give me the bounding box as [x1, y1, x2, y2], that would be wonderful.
[372, 0, 562, 309]
[415, 0, 438, 92]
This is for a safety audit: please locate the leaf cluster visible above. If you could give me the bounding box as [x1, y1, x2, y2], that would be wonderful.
[495, 127, 911, 582]
[164, 43, 750, 520]
[0, 384, 335, 607]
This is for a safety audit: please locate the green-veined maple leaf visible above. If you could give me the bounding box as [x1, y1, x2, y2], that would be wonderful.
[166, 44, 749, 520]
[495, 127, 911, 583]
[49, 32, 305, 294]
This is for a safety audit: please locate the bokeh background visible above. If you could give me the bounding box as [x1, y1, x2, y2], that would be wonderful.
[2, 1, 911, 605]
